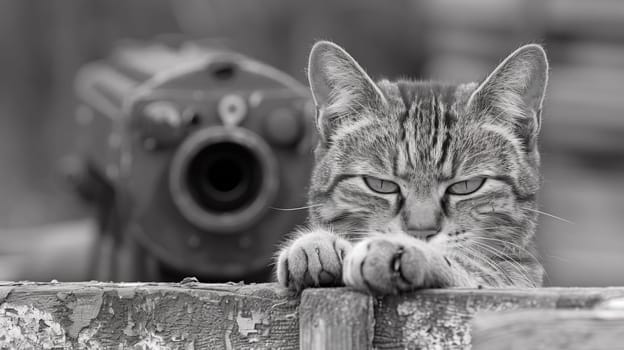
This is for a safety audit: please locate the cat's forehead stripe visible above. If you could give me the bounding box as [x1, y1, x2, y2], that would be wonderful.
[391, 82, 460, 181]
[438, 107, 455, 177]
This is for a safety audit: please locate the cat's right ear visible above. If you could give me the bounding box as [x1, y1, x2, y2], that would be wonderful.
[307, 41, 387, 142]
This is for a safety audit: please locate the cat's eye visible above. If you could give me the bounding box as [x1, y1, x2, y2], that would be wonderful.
[363, 176, 400, 194]
[447, 177, 486, 195]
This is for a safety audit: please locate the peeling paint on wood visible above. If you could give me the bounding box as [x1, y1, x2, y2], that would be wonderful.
[0, 282, 300, 349]
[66, 289, 103, 338]
[0, 303, 68, 349]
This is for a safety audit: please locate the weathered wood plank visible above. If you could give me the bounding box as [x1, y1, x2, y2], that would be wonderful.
[3, 283, 624, 349]
[300, 288, 374, 350]
[471, 308, 624, 350]
[374, 288, 624, 349]
[0, 281, 299, 349]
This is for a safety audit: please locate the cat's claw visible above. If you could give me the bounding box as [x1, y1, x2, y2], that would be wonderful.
[343, 236, 427, 295]
[276, 230, 352, 292]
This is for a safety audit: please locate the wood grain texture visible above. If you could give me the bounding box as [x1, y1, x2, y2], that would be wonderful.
[300, 288, 374, 350]
[471, 308, 624, 350]
[0, 281, 299, 349]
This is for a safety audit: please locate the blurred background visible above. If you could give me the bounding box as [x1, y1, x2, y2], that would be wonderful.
[0, 0, 622, 286]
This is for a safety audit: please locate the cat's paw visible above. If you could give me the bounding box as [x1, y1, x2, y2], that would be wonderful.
[276, 230, 352, 292]
[343, 236, 427, 295]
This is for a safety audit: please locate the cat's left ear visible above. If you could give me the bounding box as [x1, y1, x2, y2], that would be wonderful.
[467, 44, 549, 151]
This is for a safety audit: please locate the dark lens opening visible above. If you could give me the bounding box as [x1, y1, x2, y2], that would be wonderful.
[186, 142, 262, 212]
[208, 158, 242, 192]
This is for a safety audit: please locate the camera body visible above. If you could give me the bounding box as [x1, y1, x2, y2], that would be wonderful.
[71, 40, 315, 281]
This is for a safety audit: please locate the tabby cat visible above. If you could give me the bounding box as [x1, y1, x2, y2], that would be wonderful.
[276, 41, 548, 294]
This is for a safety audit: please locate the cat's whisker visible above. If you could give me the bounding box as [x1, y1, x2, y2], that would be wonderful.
[477, 247, 533, 288]
[454, 246, 510, 287]
[467, 226, 527, 240]
[447, 252, 494, 287]
[270, 204, 323, 211]
[460, 228, 521, 246]
[450, 250, 493, 284]
[473, 236, 541, 263]
[466, 226, 504, 232]
[468, 240, 536, 287]
[471, 236, 544, 278]
[456, 245, 513, 284]
[480, 237, 550, 281]
[521, 207, 575, 225]
[470, 236, 548, 284]
[459, 244, 520, 285]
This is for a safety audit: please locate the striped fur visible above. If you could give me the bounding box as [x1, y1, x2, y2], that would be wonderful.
[277, 41, 548, 294]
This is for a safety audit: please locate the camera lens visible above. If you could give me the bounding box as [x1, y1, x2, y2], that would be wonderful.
[170, 126, 278, 233]
[186, 142, 261, 212]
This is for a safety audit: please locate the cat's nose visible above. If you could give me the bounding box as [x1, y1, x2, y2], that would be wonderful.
[407, 228, 439, 241]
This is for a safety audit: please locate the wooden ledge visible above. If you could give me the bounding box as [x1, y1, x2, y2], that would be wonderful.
[1, 282, 624, 349]
[472, 307, 624, 350]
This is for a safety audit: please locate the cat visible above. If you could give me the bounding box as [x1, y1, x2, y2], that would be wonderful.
[276, 41, 548, 295]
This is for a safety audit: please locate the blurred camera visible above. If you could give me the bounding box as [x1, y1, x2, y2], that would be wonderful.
[67, 39, 315, 281]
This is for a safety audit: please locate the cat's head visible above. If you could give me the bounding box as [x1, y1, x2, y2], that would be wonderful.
[306, 41, 548, 284]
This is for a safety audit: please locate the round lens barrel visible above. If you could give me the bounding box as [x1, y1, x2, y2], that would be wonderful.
[186, 142, 262, 212]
